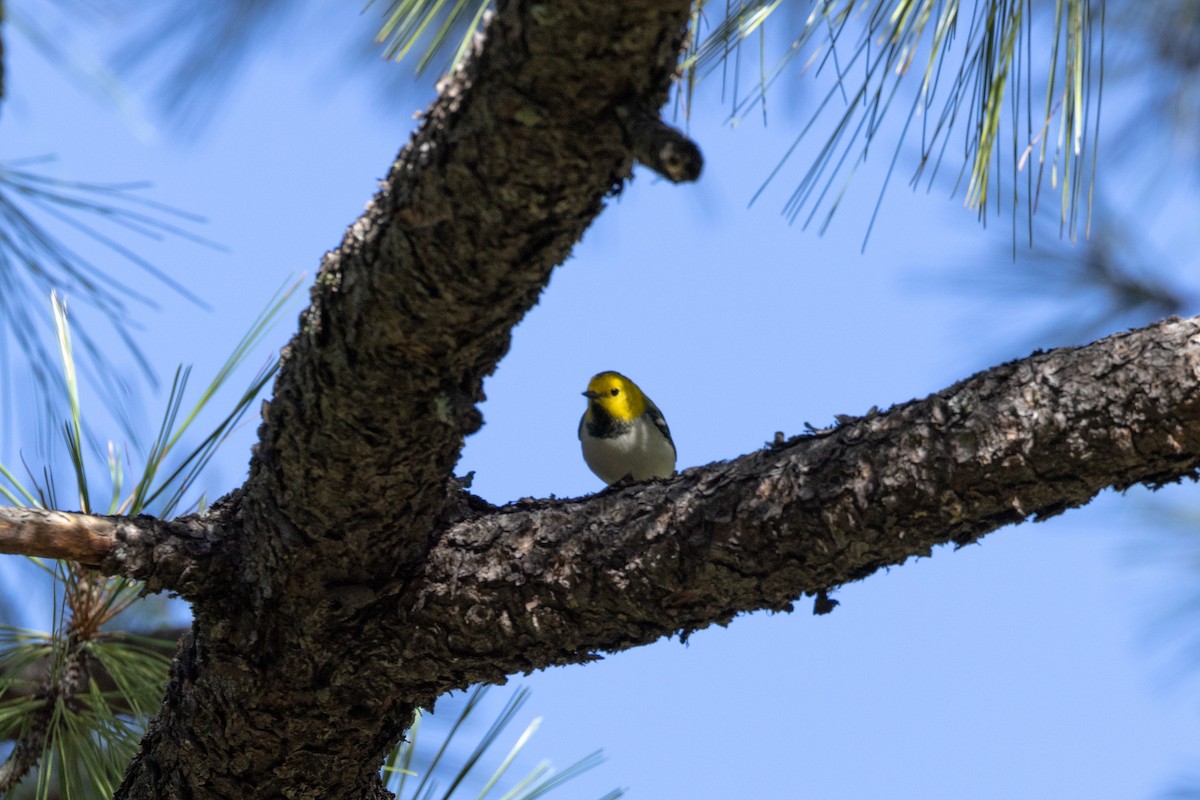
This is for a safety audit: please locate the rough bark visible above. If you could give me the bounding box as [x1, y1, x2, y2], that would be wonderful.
[115, 0, 698, 797]
[1, 0, 1196, 798]
[402, 316, 1200, 691]
[0, 506, 231, 594]
[5, 313, 1199, 797]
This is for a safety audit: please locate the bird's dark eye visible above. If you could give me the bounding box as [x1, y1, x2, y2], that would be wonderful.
[610, 388, 620, 396]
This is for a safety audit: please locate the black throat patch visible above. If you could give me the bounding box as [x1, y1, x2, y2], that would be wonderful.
[586, 402, 632, 439]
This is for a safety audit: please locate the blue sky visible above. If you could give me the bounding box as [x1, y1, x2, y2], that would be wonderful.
[7, 8, 1200, 799]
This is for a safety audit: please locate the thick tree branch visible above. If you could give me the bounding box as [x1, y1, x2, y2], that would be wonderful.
[87, 0, 1194, 796]
[114, 2, 697, 797]
[243, 0, 694, 585]
[383, 316, 1200, 694]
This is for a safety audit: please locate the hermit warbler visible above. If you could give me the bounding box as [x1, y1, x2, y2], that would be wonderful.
[579, 371, 676, 485]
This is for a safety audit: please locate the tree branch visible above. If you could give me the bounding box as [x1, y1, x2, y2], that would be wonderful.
[114, 2, 699, 795]
[0, 508, 117, 564]
[243, 0, 695, 581]
[87, 0, 1191, 795]
[0, 504, 232, 596]
[388, 315, 1200, 693]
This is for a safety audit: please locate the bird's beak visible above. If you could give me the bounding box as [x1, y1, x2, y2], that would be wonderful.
[582, 390, 600, 399]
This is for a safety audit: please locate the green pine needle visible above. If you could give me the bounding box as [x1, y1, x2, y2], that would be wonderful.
[384, 686, 621, 800]
[684, 0, 1099, 237]
[0, 280, 299, 797]
[371, 0, 491, 75]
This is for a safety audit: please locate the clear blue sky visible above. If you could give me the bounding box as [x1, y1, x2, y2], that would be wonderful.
[7, 8, 1200, 799]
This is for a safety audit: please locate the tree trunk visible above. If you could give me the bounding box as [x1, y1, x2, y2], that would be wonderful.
[119, 0, 698, 796]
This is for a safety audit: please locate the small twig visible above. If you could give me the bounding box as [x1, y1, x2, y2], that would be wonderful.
[813, 589, 839, 616]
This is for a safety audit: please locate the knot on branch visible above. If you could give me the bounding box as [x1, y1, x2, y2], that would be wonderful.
[620, 107, 703, 183]
[99, 494, 240, 598]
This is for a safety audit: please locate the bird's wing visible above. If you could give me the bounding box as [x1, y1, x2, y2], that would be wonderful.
[645, 398, 675, 452]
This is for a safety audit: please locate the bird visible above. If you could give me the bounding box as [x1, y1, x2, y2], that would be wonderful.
[578, 371, 676, 485]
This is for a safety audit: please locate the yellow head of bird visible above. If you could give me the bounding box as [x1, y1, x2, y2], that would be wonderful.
[582, 371, 646, 422]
